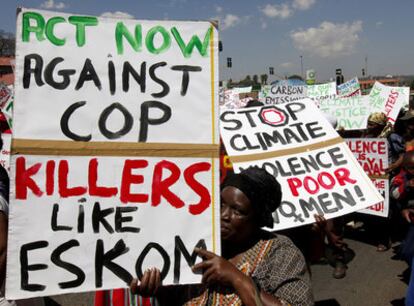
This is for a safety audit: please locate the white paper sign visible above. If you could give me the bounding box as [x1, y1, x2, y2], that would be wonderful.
[369, 81, 409, 124]
[347, 138, 389, 217]
[337, 77, 361, 97]
[307, 82, 337, 107]
[0, 133, 11, 173]
[318, 95, 370, 130]
[8, 8, 220, 299]
[259, 81, 307, 105]
[220, 99, 383, 230]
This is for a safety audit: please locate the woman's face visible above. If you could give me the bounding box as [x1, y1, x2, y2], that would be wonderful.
[220, 186, 257, 244]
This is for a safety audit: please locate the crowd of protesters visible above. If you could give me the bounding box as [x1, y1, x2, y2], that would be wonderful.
[0, 95, 414, 305]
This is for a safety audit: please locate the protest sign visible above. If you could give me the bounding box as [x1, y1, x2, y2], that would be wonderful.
[307, 82, 337, 107]
[347, 138, 389, 217]
[8, 8, 220, 299]
[337, 77, 361, 97]
[259, 80, 307, 105]
[369, 81, 409, 124]
[0, 133, 11, 173]
[220, 99, 383, 230]
[318, 95, 370, 130]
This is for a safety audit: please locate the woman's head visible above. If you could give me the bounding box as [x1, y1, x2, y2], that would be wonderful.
[220, 167, 282, 243]
[366, 112, 387, 137]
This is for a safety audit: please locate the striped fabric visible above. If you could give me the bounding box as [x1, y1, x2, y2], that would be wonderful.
[95, 289, 155, 306]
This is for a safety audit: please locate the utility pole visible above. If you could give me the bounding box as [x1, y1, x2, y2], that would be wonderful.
[365, 56, 368, 77]
[300, 55, 303, 78]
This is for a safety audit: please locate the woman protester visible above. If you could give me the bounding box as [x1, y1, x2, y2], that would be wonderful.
[130, 167, 313, 306]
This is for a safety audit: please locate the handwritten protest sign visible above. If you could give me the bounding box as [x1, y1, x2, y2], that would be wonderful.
[337, 77, 361, 97]
[369, 81, 409, 124]
[347, 138, 389, 217]
[219, 87, 252, 109]
[259, 80, 307, 104]
[220, 99, 383, 230]
[318, 95, 370, 130]
[307, 82, 337, 107]
[8, 8, 220, 299]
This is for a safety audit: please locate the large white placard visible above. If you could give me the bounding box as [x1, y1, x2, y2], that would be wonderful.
[369, 81, 409, 124]
[347, 138, 389, 217]
[307, 82, 337, 108]
[220, 99, 383, 230]
[8, 8, 220, 299]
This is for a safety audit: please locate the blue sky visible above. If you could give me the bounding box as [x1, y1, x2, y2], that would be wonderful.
[2, 0, 414, 82]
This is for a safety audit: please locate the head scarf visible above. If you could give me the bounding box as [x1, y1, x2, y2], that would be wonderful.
[221, 167, 282, 228]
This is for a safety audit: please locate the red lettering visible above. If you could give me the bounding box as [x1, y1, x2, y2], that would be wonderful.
[184, 162, 211, 215]
[287, 177, 302, 197]
[334, 168, 356, 186]
[152, 160, 184, 208]
[303, 177, 319, 194]
[120, 160, 148, 203]
[15, 157, 43, 199]
[46, 160, 55, 196]
[318, 172, 336, 189]
[89, 158, 118, 197]
[58, 160, 87, 198]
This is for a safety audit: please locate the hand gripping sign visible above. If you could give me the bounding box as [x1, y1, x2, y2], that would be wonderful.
[7, 8, 220, 299]
[220, 99, 383, 230]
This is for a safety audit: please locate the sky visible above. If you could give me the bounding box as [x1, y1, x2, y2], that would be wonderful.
[1, 0, 414, 83]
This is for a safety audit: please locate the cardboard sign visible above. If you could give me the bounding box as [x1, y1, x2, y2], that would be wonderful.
[259, 81, 307, 105]
[337, 77, 361, 97]
[220, 99, 383, 230]
[347, 138, 389, 217]
[307, 82, 337, 107]
[369, 81, 409, 124]
[8, 8, 220, 299]
[318, 95, 370, 130]
[220, 87, 252, 109]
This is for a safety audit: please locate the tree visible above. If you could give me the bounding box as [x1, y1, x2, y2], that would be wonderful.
[0, 30, 15, 56]
[252, 74, 259, 85]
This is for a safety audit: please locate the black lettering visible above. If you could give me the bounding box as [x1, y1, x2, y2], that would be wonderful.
[170, 65, 202, 96]
[75, 58, 102, 90]
[51, 240, 85, 289]
[220, 111, 242, 131]
[44, 57, 75, 90]
[122, 61, 146, 93]
[307, 122, 326, 139]
[149, 62, 169, 98]
[92, 202, 114, 234]
[95, 239, 132, 288]
[51, 203, 72, 231]
[115, 206, 140, 233]
[174, 236, 206, 284]
[136, 243, 170, 281]
[238, 109, 258, 128]
[318, 193, 339, 214]
[98, 103, 133, 140]
[285, 102, 305, 121]
[60, 101, 92, 141]
[299, 197, 324, 218]
[332, 189, 356, 208]
[20, 241, 48, 291]
[139, 100, 171, 142]
[108, 60, 116, 95]
[23, 54, 44, 88]
[78, 204, 84, 233]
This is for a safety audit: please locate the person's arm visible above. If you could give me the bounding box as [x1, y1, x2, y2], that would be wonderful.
[0, 211, 7, 287]
[193, 248, 285, 306]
